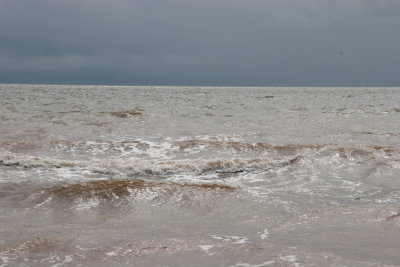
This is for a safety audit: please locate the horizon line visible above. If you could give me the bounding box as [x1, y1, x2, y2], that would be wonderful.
[0, 82, 399, 88]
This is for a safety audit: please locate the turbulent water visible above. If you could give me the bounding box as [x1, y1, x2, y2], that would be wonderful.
[1, 84, 400, 266]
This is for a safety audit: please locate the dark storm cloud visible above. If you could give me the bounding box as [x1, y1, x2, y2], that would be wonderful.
[1, 0, 400, 86]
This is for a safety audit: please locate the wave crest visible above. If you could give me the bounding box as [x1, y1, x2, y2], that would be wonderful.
[20, 179, 235, 210]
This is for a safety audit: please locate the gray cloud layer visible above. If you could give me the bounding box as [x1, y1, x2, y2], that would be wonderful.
[1, 0, 399, 86]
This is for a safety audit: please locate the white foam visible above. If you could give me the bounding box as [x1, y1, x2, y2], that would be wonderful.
[199, 245, 214, 251]
[0, 256, 9, 267]
[73, 197, 100, 210]
[230, 260, 275, 267]
[260, 229, 269, 239]
[212, 235, 249, 244]
[144, 141, 179, 159]
[279, 254, 302, 267]
[34, 196, 53, 208]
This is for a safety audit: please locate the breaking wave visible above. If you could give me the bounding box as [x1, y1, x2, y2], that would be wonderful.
[175, 140, 327, 155]
[0, 151, 298, 176]
[1, 139, 398, 160]
[0, 141, 398, 181]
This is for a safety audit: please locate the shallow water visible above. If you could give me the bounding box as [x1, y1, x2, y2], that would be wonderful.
[1, 84, 400, 266]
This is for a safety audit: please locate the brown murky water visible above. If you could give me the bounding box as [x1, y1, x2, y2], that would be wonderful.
[1, 84, 400, 266]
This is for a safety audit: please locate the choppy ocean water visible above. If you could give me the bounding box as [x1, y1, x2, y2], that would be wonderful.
[1, 84, 400, 266]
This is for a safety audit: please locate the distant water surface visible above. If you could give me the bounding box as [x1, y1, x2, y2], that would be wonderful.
[1, 84, 400, 266]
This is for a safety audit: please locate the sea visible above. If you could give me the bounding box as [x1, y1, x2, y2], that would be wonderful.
[1, 84, 400, 266]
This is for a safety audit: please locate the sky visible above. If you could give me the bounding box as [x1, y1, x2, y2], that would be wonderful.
[0, 0, 399, 86]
